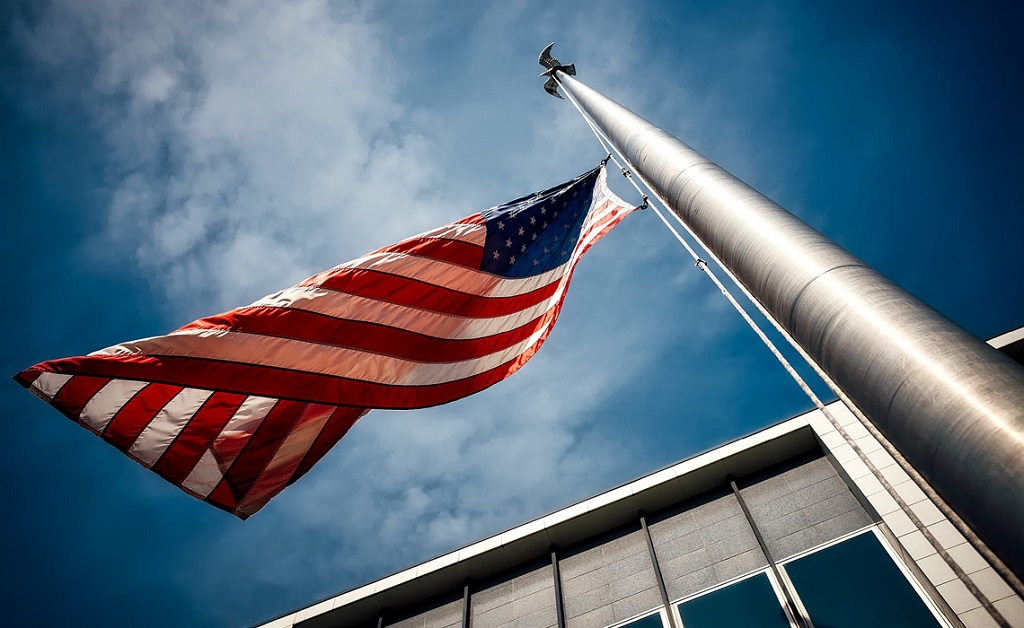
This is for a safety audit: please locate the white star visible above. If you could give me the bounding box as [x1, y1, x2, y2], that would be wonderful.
[561, 250, 568, 256]
[529, 216, 536, 225]
[506, 238, 513, 248]
[531, 233, 537, 241]
[518, 227, 525, 236]
[533, 259, 540, 266]
[492, 251, 500, 260]
[540, 207, 547, 215]
[543, 222, 548, 228]
[521, 244, 527, 252]
[498, 220, 505, 230]
[510, 255, 517, 264]
[543, 247, 549, 254]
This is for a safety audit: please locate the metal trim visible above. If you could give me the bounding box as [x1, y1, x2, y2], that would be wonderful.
[551, 547, 566, 628]
[729, 477, 809, 628]
[639, 511, 679, 628]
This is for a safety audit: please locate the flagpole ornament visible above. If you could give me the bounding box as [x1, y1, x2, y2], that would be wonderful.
[546, 56, 1024, 579]
[538, 43, 574, 99]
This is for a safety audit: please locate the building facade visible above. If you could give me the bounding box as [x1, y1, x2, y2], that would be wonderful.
[260, 328, 1024, 628]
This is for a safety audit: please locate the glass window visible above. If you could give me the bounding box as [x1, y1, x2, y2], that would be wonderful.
[677, 572, 790, 627]
[616, 611, 665, 627]
[783, 531, 940, 627]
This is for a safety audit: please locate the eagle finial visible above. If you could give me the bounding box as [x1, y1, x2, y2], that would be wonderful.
[537, 43, 576, 99]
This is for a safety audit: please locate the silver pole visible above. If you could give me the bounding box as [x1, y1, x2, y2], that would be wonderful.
[546, 59, 1024, 578]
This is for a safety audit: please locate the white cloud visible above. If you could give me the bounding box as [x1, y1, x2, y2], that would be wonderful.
[16, 0, 450, 317]
[13, 1, 740, 624]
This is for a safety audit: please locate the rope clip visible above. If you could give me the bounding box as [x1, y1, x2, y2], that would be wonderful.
[639, 195, 649, 210]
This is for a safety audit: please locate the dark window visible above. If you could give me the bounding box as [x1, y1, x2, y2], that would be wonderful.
[677, 572, 790, 627]
[784, 531, 940, 627]
[618, 612, 665, 627]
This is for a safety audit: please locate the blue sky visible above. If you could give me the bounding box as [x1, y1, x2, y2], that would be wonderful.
[2, 1, 1022, 626]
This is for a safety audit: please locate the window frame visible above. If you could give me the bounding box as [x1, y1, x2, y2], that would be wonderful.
[776, 527, 952, 628]
[669, 567, 799, 627]
[663, 526, 952, 628]
[605, 606, 671, 628]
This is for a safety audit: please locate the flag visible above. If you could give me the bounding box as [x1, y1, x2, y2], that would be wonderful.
[15, 165, 636, 518]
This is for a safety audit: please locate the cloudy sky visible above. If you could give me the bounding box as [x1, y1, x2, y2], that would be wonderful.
[2, 1, 1022, 625]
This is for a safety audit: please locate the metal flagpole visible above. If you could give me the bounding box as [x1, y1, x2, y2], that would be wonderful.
[539, 46, 1024, 579]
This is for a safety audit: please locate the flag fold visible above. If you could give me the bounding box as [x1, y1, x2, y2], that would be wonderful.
[15, 165, 636, 518]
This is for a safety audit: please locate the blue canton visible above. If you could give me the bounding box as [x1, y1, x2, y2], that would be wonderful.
[480, 168, 599, 278]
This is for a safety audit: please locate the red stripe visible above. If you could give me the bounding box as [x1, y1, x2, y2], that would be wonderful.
[21, 210, 630, 411]
[103, 383, 183, 450]
[234, 403, 337, 515]
[374, 237, 483, 268]
[30, 261, 583, 410]
[173, 304, 555, 363]
[13, 369, 42, 388]
[151, 391, 248, 485]
[575, 211, 626, 261]
[206, 481, 239, 514]
[289, 406, 365, 484]
[24, 241, 602, 411]
[217, 400, 307, 506]
[51, 375, 111, 423]
[288, 205, 627, 318]
[293, 266, 561, 319]
[31, 346, 527, 409]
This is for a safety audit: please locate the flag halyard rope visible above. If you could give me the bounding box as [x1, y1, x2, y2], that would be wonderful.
[554, 74, 834, 419]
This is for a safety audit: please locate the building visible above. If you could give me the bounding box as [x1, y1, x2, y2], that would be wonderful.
[259, 328, 1024, 628]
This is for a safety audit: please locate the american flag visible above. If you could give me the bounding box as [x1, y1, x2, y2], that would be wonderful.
[15, 165, 635, 518]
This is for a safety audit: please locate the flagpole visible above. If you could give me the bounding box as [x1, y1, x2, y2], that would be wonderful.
[542, 50, 1024, 579]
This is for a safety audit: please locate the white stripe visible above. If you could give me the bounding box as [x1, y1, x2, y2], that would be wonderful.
[325, 214, 618, 299]
[181, 395, 276, 498]
[248, 281, 558, 342]
[97, 270, 563, 381]
[333, 250, 556, 298]
[90, 202, 633, 387]
[240, 198, 627, 341]
[402, 221, 486, 246]
[181, 449, 223, 499]
[80, 379, 149, 432]
[129, 387, 216, 468]
[98, 270, 572, 387]
[307, 169, 628, 301]
[30, 372, 73, 401]
[402, 318, 554, 385]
